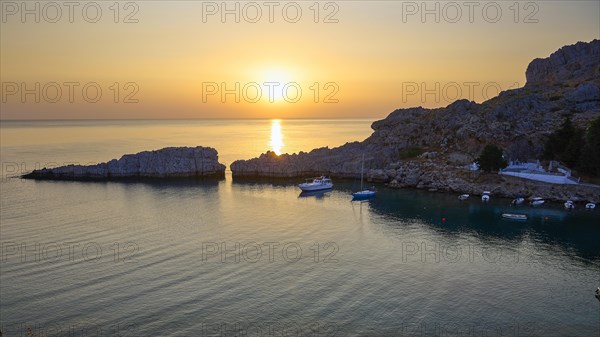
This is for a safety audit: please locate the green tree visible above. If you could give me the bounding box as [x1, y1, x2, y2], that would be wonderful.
[543, 117, 576, 160]
[578, 117, 600, 176]
[476, 144, 508, 172]
[561, 128, 584, 168]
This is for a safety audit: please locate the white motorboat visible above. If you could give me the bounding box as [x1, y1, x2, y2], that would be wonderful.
[530, 197, 545, 206]
[586, 202, 596, 210]
[298, 176, 333, 192]
[595, 287, 600, 301]
[502, 213, 528, 221]
[481, 191, 491, 202]
[511, 197, 525, 205]
[458, 194, 469, 201]
[352, 154, 376, 199]
[564, 200, 575, 210]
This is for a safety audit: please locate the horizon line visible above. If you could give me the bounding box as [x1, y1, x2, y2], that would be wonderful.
[0, 117, 380, 122]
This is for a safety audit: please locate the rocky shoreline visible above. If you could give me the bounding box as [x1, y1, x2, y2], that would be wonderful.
[230, 153, 600, 202]
[22, 146, 226, 180]
[381, 160, 600, 202]
[19, 146, 600, 202]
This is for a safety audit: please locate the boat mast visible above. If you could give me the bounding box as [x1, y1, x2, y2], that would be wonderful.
[360, 153, 364, 190]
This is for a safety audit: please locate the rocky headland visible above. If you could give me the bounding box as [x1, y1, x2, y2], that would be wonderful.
[22, 146, 226, 180]
[231, 40, 600, 201]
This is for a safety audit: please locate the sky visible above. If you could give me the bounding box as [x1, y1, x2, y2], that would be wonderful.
[1, 0, 599, 119]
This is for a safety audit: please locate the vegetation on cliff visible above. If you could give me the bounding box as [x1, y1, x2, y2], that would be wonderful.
[476, 145, 508, 172]
[580, 118, 600, 176]
[543, 116, 600, 176]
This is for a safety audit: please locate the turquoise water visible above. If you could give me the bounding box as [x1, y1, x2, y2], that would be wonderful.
[1, 120, 599, 336]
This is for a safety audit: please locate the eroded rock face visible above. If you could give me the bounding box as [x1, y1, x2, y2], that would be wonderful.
[526, 40, 600, 86]
[23, 146, 226, 180]
[567, 83, 600, 103]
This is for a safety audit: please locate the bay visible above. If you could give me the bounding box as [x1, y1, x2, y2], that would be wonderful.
[1, 119, 598, 337]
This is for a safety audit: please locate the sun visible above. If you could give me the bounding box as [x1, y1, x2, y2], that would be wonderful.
[261, 69, 292, 102]
[263, 69, 290, 84]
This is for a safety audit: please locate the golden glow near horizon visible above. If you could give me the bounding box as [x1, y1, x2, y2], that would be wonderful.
[0, 1, 598, 119]
[269, 119, 284, 155]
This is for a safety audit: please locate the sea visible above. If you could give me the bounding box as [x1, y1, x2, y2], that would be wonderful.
[1, 119, 599, 337]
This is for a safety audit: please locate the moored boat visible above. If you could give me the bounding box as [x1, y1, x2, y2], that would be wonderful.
[564, 200, 575, 210]
[352, 154, 376, 200]
[458, 194, 469, 201]
[586, 202, 596, 210]
[502, 213, 528, 221]
[298, 176, 333, 192]
[481, 191, 491, 202]
[511, 197, 525, 205]
[530, 197, 545, 206]
[352, 189, 376, 199]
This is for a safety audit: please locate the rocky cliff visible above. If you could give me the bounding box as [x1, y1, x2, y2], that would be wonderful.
[231, 40, 600, 200]
[362, 39, 599, 166]
[526, 40, 599, 86]
[23, 146, 226, 180]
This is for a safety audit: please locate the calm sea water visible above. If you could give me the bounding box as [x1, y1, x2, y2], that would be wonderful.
[1, 120, 599, 337]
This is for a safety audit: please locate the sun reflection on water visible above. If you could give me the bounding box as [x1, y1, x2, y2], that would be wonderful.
[270, 119, 284, 155]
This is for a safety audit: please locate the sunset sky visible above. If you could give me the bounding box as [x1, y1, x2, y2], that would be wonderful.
[1, 1, 598, 119]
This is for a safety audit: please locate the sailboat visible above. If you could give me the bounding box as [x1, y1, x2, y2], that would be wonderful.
[352, 154, 376, 199]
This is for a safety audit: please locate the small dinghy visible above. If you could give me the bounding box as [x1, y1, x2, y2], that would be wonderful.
[586, 202, 596, 210]
[564, 200, 575, 210]
[481, 191, 491, 202]
[511, 197, 525, 205]
[502, 213, 528, 221]
[530, 197, 545, 206]
[458, 194, 469, 201]
[595, 287, 600, 301]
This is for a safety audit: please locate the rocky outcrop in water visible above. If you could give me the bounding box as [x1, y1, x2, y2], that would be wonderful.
[231, 40, 600, 200]
[230, 143, 369, 179]
[23, 146, 226, 180]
